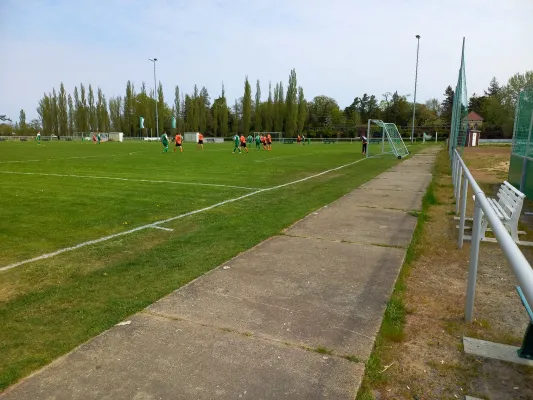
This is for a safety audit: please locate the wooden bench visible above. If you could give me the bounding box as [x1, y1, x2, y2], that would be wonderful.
[323, 139, 336, 144]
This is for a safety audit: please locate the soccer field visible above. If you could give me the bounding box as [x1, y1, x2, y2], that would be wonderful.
[0, 139, 427, 389]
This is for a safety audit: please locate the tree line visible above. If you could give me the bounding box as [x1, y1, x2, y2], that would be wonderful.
[2, 69, 532, 138]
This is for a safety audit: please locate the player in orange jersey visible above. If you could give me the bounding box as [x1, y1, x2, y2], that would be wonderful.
[197, 133, 204, 150]
[267, 133, 272, 151]
[240, 134, 249, 153]
[174, 133, 183, 153]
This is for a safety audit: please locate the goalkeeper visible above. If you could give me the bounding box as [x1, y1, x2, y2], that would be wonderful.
[232, 133, 241, 153]
[161, 131, 169, 153]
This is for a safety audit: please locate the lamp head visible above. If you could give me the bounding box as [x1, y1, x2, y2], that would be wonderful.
[416, 35, 420, 39]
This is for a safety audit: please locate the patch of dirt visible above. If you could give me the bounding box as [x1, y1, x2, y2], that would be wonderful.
[373, 149, 533, 400]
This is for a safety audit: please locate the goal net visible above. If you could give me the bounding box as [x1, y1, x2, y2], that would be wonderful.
[184, 132, 199, 142]
[423, 132, 433, 142]
[108, 132, 123, 142]
[366, 120, 409, 159]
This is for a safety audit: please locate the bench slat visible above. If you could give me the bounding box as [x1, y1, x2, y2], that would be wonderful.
[491, 199, 511, 220]
[487, 198, 506, 219]
[504, 181, 526, 199]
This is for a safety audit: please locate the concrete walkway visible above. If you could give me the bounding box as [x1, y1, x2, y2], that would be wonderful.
[1, 148, 439, 400]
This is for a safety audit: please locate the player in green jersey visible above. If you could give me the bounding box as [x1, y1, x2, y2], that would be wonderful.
[97, 133, 101, 144]
[36, 132, 41, 145]
[247, 134, 253, 144]
[161, 132, 169, 153]
[255, 134, 261, 150]
[233, 134, 241, 153]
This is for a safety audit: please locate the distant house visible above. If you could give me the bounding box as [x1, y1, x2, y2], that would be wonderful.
[466, 111, 484, 131]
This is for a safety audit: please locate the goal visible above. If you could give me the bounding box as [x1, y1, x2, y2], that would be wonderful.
[108, 132, 123, 142]
[184, 132, 199, 142]
[366, 120, 409, 159]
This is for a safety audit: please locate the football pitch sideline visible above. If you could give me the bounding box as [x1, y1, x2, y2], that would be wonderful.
[0, 139, 425, 390]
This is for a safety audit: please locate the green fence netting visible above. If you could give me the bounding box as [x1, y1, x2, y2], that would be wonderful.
[449, 38, 469, 160]
[508, 88, 533, 199]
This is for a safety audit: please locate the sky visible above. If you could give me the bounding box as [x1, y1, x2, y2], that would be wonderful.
[1, 0, 532, 122]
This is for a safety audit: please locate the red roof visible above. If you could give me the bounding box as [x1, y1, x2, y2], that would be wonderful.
[467, 111, 484, 121]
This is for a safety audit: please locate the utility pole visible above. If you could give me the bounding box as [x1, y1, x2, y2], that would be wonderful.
[411, 35, 421, 143]
[149, 58, 159, 137]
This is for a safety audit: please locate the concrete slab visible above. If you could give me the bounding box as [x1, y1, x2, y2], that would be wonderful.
[149, 236, 405, 357]
[463, 337, 533, 366]
[285, 206, 417, 247]
[1, 314, 362, 400]
[360, 177, 430, 192]
[375, 171, 432, 183]
[343, 188, 425, 211]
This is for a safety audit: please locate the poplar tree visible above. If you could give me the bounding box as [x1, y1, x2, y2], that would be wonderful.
[58, 83, 68, 136]
[174, 85, 181, 131]
[88, 84, 97, 132]
[297, 86, 307, 134]
[273, 82, 284, 132]
[51, 89, 59, 134]
[263, 82, 273, 132]
[233, 99, 240, 133]
[123, 81, 135, 136]
[285, 69, 298, 136]
[73, 86, 81, 132]
[101, 94, 110, 132]
[220, 83, 229, 136]
[254, 80, 262, 132]
[68, 94, 74, 134]
[19, 109, 26, 132]
[80, 83, 89, 132]
[242, 76, 252, 135]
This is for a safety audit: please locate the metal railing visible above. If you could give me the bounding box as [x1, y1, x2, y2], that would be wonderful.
[451, 148, 533, 322]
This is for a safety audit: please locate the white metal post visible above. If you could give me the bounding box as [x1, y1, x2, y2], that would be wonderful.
[458, 175, 468, 248]
[381, 125, 385, 154]
[456, 168, 462, 214]
[465, 198, 483, 323]
[366, 119, 370, 158]
[411, 35, 421, 143]
[149, 58, 159, 138]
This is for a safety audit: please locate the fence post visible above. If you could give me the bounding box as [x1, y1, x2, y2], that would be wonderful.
[458, 175, 468, 248]
[465, 197, 483, 323]
[456, 168, 463, 214]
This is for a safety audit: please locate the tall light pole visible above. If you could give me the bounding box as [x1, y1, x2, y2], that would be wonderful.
[411, 35, 421, 143]
[149, 58, 159, 138]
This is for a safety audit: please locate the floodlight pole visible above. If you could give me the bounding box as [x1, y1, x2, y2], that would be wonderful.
[149, 58, 159, 138]
[411, 35, 421, 143]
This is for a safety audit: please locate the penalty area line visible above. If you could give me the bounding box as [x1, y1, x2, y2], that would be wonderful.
[0, 171, 258, 191]
[0, 157, 368, 272]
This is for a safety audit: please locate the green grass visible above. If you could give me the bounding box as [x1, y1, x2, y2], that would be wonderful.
[0, 139, 427, 390]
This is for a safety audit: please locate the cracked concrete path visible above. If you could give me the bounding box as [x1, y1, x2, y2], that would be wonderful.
[1, 147, 439, 400]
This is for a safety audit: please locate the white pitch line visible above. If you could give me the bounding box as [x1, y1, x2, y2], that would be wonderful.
[0, 157, 367, 272]
[0, 171, 259, 191]
[151, 226, 174, 232]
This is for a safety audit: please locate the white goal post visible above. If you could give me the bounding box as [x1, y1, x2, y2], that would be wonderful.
[108, 132, 123, 142]
[366, 120, 409, 159]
